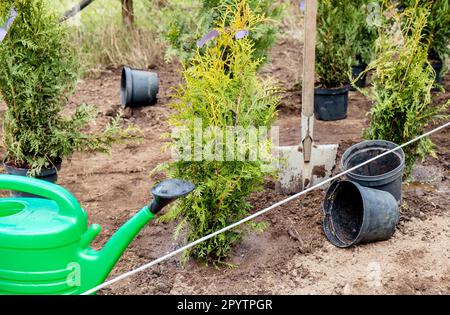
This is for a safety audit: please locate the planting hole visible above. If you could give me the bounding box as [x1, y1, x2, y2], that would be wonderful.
[330, 182, 363, 244]
[0, 201, 25, 217]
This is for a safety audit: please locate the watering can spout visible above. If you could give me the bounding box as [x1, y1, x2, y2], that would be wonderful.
[84, 179, 195, 289]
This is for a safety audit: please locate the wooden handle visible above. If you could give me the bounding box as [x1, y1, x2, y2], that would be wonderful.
[301, 0, 318, 162]
[302, 0, 317, 117]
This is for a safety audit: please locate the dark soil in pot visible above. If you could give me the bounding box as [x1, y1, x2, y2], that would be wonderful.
[3, 159, 62, 198]
[314, 84, 350, 121]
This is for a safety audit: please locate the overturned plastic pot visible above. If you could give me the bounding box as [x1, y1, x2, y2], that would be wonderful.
[323, 180, 399, 248]
[3, 159, 62, 198]
[120, 67, 159, 108]
[350, 63, 367, 91]
[314, 85, 349, 121]
[341, 140, 405, 203]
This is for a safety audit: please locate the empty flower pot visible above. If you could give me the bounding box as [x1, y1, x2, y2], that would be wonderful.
[323, 180, 399, 248]
[341, 140, 405, 203]
[120, 67, 159, 108]
[314, 85, 350, 121]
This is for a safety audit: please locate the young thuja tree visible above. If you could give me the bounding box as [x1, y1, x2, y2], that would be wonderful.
[316, 0, 354, 88]
[162, 0, 283, 66]
[156, 3, 280, 263]
[0, 0, 138, 175]
[364, 3, 449, 177]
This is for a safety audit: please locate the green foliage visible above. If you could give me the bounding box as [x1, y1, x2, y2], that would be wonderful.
[398, 0, 450, 62]
[346, 0, 378, 66]
[157, 2, 280, 263]
[161, 0, 283, 66]
[316, 0, 355, 87]
[0, 0, 139, 175]
[364, 3, 450, 177]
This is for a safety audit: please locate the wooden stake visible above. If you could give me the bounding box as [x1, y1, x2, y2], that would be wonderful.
[122, 0, 134, 29]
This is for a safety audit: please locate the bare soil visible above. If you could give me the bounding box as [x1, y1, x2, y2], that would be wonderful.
[0, 37, 449, 295]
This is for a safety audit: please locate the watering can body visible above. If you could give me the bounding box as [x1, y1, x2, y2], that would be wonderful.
[0, 175, 172, 295]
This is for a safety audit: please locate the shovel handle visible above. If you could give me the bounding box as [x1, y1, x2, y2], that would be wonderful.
[302, 0, 317, 118]
[0, 175, 83, 220]
[301, 0, 318, 162]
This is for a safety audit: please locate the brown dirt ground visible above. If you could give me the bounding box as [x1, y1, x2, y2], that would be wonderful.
[0, 37, 449, 295]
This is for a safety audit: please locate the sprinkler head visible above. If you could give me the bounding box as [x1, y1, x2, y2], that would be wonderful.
[149, 179, 195, 214]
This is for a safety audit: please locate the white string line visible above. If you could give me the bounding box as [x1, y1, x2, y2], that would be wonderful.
[82, 121, 450, 295]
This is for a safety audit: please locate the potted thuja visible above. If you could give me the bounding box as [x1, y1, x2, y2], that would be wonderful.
[363, 5, 449, 179]
[0, 0, 137, 196]
[314, 0, 353, 121]
[348, 0, 377, 90]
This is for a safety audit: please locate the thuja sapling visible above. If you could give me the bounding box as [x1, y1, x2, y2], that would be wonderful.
[363, 4, 449, 177]
[0, 0, 140, 179]
[314, 0, 356, 121]
[155, 2, 280, 264]
[315, 0, 354, 89]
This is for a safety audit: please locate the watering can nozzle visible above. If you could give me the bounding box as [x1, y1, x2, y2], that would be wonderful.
[149, 179, 195, 214]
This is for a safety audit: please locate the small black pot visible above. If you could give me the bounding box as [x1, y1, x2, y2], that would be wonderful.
[314, 85, 350, 121]
[120, 67, 159, 108]
[3, 160, 62, 198]
[350, 63, 367, 91]
[431, 60, 443, 86]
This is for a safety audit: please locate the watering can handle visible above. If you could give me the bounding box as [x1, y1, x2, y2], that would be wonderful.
[0, 175, 83, 219]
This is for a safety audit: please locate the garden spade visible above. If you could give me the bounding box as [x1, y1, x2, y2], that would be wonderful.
[276, 0, 338, 194]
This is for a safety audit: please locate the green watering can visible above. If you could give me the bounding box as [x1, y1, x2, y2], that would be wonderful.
[0, 175, 195, 295]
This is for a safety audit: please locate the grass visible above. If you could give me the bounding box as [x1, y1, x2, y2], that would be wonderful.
[47, 0, 163, 76]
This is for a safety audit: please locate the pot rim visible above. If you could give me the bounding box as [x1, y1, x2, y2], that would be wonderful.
[3, 158, 62, 174]
[314, 84, 350, 95]
[323, 180, 367, 248]
[341, 140, 405, 182]
[120, 66, 133, 108]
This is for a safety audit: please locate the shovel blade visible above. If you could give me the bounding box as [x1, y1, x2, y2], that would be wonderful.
[275, 144, 338, 194]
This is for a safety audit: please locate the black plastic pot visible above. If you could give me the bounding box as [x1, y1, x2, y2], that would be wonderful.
[323, 180, 399, 248]
[314, 85, 349, 121]
[350, 63, 367, 91]
[3, 160, 62, 198]
[431, 60, 443, 86]
[341, 140, 405, 203]
[120, 67, 159, 108]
